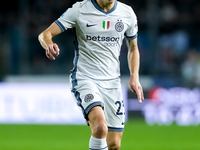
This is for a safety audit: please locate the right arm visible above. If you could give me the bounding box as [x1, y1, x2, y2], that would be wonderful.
[38, 22, 62, 60]
[39, 2, 79, 60]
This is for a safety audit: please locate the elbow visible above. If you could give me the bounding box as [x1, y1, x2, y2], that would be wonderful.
[38, 33, 41, 43]
[38, 30, 52, 42]
[38, 32, 43, 43]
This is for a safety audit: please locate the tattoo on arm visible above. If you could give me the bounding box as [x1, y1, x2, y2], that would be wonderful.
[126, 39, 135, 51]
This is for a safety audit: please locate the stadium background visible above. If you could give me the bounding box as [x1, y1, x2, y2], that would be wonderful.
[0, 0, 200, 149]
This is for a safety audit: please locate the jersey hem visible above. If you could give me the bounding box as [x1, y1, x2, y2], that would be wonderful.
[85, 101, 104, 120]
[108, 126, 124, 132]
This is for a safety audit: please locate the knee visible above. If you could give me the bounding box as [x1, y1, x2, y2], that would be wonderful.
[92, 122, 108, 138]
[88, 106, 108, 138]
[108, 141, 121, 150]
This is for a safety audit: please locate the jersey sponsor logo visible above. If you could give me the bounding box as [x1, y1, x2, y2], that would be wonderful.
[86, 35, 119, 42]
[115, 20, 124, 32]
[102, 21, 110, 30]
[86, 23, 97, 27]
[84, 94, 94, 103]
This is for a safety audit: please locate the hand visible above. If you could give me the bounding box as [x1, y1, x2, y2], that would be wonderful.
[46, 43, 60, 60]
[129, 76, 144, 103]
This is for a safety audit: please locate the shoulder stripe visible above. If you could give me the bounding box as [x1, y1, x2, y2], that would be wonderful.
[55, 20, 66, 32]
[125, 33, 138, 40]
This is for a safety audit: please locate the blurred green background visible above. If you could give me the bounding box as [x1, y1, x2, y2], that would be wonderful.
[0, 119, 200, 150]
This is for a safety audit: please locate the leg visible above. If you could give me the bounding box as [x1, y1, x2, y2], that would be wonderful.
[88, 106, 108, 150]
[107, 131, 123, 150]
[70, 78, 108, 149]
[88, 106, 108, 139]
[98, 87, 124, 150]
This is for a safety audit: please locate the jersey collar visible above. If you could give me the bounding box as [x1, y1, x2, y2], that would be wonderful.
[91, 0, 118, 15]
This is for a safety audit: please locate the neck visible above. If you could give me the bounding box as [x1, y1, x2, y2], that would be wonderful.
[96, 0, 115, 12]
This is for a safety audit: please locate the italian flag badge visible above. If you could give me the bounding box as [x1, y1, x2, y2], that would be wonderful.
[102, 21, 110, 30]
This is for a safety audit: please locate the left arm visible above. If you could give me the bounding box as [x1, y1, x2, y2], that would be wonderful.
[127, 37, 144, 103]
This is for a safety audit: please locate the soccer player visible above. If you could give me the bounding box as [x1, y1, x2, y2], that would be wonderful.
[38, 0, 144, 149]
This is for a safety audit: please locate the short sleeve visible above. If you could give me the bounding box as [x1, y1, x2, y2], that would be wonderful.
[55, 2, 80, 32]
[125, 8, 138, 40]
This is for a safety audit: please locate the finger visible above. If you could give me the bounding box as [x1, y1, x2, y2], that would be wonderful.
[45, 49, 51, 59]
[129, 85, 136, 94]
[46, 49, 55, 60]
[48, 45, 56, 60]
[53, 44, 60, 56]
[49, 44, 58, 56]
[135, 87, 142, 103]
[138, 86, 144, 101]
[141, 89, 144, 100]
[48, 44, 54, 54]
[138, 94, 142, 103]
[130, 85, 142, 103]
[49, 52, 55, 60]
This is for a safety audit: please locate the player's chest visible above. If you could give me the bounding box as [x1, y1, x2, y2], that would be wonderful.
[77, 14, 129, 35]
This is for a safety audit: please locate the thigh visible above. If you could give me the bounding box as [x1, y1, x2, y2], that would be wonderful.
[88, 106, 108, 138]
[100, 88, 125, 132]
[88, 106, 106, 125]
[71, 79, 104, 120]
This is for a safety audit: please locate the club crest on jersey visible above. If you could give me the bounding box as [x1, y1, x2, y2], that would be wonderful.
[84, 94, 94, 103]
[115, 20, 124, 32]
[102, 21, 110, 30]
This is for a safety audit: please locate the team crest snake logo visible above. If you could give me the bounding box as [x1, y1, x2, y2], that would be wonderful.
[84, 94, 94, 102]
[115, 20, 124, 32]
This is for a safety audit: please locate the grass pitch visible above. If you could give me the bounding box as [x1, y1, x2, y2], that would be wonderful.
[0, 119, 199, 150]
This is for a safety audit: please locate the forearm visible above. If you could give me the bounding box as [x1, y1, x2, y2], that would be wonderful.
[127, 38, 144, 102]
[38, 22, 62, 60]
[38, 22, 62, 50]
[38, 31, 53, 50]
[128, 44, 140, 79]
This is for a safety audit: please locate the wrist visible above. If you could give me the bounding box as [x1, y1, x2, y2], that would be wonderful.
[130, 73, 139, 80]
